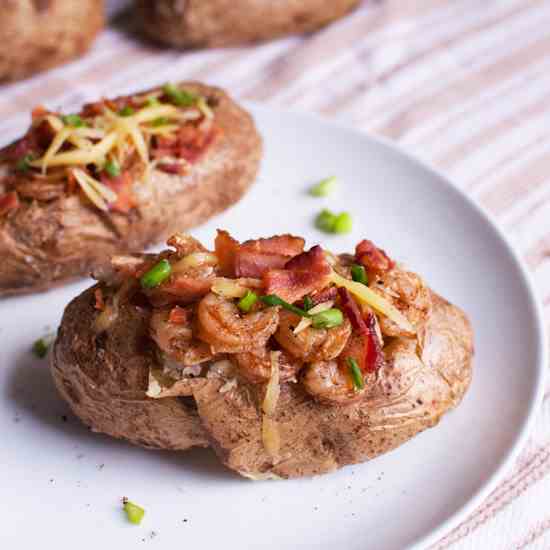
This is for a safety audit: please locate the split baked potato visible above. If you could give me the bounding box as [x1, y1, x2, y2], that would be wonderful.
[51, 230, 473, 479]
[136, 0, 362, 48]
[0, 0, 104, 82]
[0, 83, 261, 295]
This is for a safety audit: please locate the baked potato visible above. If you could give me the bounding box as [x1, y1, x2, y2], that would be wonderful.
[0, 83, 261, 295]
[135, 0, 362, 48]
[0, 0, 104, 82]
[51, 230, 474, 479]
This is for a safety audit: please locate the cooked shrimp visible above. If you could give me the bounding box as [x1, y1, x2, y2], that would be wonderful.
[150, 307, 215, 366]
[235, 348, 303, 384]
[302, 360, 367, 405]
[369, 267, 431, 337]
[274, 310, 351, 362]
[196, 292, 279, 353]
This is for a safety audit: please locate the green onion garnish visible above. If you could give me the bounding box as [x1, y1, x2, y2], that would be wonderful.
[145, 97, 160, 107]
[152, 117, 169, 127]
[238, 290, 258, 313]
[104, 159, 120, 178]
[122, 498, 145, 525]
[311, 308, 343, 329]
[61, 114, 85, 127]
[119, 106, 135, 117]
[348, 357, 364, 390]
[303, 296, 314, 311]
[140, 259, 172, 289]
[333, 212, 353, 234]
[260, 294, 309, 317]
[163, 83, 197, 107]
[310, 176, 338, 197]
[32, 338, 49, 359]
[315, 209, 338, 233]
[16, 154, 34, 173]
[351, 264, 368, 285]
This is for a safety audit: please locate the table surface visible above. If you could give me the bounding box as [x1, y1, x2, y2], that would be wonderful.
[2, 1, 550, 548]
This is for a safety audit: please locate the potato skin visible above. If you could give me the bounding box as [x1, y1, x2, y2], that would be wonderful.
[0, 0, 104, 82]
[51, 282, 473, 478]
[136, 0, 361, 48]
[0, 83, 262, 295]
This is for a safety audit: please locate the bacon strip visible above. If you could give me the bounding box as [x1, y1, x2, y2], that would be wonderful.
[339, 314, 383, 374]
[0, 191, 20, 216]
[355, 239, 395, 274]
[263, 245, 331, 304]
[101, 171, 137, 214]
[338, 287, 368, 334]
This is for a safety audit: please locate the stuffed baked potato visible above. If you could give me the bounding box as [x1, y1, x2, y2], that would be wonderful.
[0, 83, 261, 295]
[51, 230, 473, 479]
[0, 0, 104, 82]
[136, 0, 361, 48]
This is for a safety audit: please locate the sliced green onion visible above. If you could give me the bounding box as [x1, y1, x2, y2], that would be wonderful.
[145, 96, 160, 107]
[16, 154, 34, 173]
[152, 117, 169, 127]
[333, 212, 353, 234]
[163, 83, 197, 107]
[104, 158, 120, 178]
[303, 296, 314, 311]
[351, 264, 368, 285]
[122, 499, 145, 525]
[348, 357, 364, 390]
[61, 114, 85, 127]
[238, 290, 258, 313]
[119, 106, 135, 117]
[260, 294, 309, 317]
[315, 209, 337, 233]
[140, 259, 172, 289]
[311, 308, 343, 329]
[310, 176, 338, 197]
[32, 338, 49, 359]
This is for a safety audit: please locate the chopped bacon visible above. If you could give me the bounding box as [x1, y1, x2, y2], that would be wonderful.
[338, 287, 368, 334]
[152, 126, 222, 165]
[263, 245, 332, 304]
[94, 288, 105, 311]
[241, 235, 305, 257]
[101, 171, 137, 214]
[0, 191, 20, 216]
[339, 313, 383, 374]
[298, 286, 338, 309]
[215, 229, 240, 276]
[157, 162, 188, 175]
[355, 239, 395, 274]
[168, 305, 190, 325]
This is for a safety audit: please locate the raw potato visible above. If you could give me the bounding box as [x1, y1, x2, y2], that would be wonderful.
[51, 283, 473, 479]
[136, 0, 361, 48]
[0, 83, 262, 295]
[0, 0, 104, 82]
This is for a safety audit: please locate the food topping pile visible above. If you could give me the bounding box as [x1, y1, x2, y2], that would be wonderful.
[0, 84, 221, 216]
[95, 231, 432, 414]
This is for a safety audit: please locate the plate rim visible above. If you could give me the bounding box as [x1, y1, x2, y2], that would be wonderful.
[248, 102, 548, 549]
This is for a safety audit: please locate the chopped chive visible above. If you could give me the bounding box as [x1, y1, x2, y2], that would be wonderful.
[61, 114, 85, 127]
[104, 159, 120, 178]
[122, 498, 145, 525]
[238, 290, 258, 313]
[303, 296, 314, 311]
[333, 212, 353, 234]
[311, 308, 343, 329]
[145, 96, 160, 107]
[16, 154, 34, 173]
[119, 106, 135, 117]
[351, 264, 368, 285]
[310, 176, 338, 197]
[260, 294, 309, 317]
[348, 357, 364, 390]
[32, 338, 49, 359]
[152, 117, 169, 127]
[162, 83, 197, 107]
[140, 259, 172, 289]
[315, 209, 337, 233]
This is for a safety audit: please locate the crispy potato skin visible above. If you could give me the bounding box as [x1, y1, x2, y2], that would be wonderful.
[0, 0, 104, 82]
[136, 0, 361, 48]
[0, 83, 262, 296]
[51, 283, 473, 478]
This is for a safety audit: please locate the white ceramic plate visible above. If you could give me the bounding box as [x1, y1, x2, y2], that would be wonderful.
[0, 106, 546, 550]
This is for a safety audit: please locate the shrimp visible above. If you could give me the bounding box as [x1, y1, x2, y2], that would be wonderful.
[302, 360, 368, 405]
[369, 267, 431, 337]
[150, 306, 215, 366]
[235, 348, 303, 384]
[196, 292, 279, 353]
[274, 310, 352, 362]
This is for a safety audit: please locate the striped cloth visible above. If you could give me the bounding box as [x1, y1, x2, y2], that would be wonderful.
[1, 1, 549, 547]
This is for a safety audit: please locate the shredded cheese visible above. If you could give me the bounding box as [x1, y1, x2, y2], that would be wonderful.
[72, 168, 117, 211]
